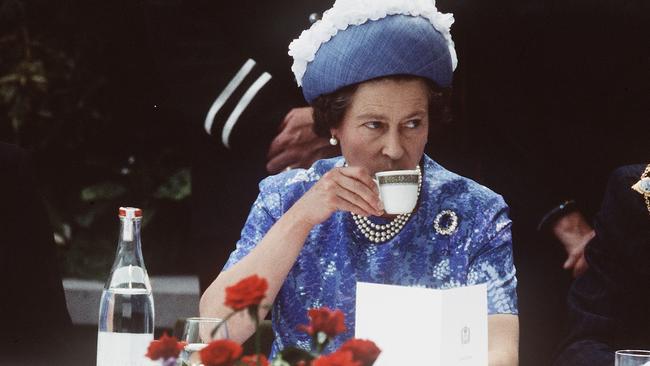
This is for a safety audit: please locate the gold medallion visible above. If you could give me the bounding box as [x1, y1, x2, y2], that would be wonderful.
[632, 164, 650, 216]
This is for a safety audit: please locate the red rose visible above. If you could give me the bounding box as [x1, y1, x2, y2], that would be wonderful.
[240, 354, 270, 366]
[145, 333, 185, 360]
[299, 307, 346, 338]
[224, 275, 269, 311]
[199, 339, 243, 366]
[313, 350, 362, 366]
[339, 339, 381, 366]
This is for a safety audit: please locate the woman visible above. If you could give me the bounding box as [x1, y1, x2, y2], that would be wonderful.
[200, 1, 518, 363]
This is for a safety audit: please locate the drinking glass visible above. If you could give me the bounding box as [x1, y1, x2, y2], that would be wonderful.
[179, 317, 228, 366]
[615, 350, 650, 366]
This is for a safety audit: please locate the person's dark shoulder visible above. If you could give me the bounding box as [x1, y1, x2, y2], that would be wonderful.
[607, 164, 646, 189]
[599, 164, 647, 222]
[587, 163, 650, 278]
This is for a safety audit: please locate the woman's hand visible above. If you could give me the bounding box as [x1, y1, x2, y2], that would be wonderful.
[293, 166, 384, 227]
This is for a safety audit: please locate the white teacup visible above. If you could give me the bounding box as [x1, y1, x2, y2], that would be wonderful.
[374, 169, 420, 215]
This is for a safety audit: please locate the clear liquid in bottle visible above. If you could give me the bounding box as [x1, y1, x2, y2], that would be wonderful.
[97, 207, 155, 366]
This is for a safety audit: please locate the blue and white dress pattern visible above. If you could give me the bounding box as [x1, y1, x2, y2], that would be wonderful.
[223, 155, 517, 356]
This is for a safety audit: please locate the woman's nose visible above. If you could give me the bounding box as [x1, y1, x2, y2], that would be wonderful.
[381, 131, 405, 161]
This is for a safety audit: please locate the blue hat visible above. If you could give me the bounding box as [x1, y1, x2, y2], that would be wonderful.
[289, 1, 457, 104]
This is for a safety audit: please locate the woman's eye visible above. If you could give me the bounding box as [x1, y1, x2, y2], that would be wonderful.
[404, 119, 421, 128]
[363, 121, 382, 129]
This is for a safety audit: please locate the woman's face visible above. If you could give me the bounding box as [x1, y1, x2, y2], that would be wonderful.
[331, 78, 429, 174]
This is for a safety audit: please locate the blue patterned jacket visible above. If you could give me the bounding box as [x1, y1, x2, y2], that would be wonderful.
[224, 155, 518, 356]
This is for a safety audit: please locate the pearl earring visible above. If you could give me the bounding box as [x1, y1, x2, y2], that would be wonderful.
[329, 136, 338, 146]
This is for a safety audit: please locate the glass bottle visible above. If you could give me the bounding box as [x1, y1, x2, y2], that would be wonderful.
[97, 207, 155, 366]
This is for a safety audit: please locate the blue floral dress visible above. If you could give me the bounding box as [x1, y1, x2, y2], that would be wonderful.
[223, 155, 518, 356]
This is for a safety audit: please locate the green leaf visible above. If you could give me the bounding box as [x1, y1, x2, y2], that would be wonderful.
[277, 347, 315, 366]
[0, 84, 16, 103]
[317, 331, 328, 345]
[270, 355, 291, 366]
[0, 73, 19, 85]
[154, 168, 191, 201]
[30, 74, 47, 84]
[74, 201, 113, 228]
[36, 108, 53, 118]
[80, 182, 126, 202]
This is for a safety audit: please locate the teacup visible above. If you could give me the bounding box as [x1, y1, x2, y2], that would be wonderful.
[374, 169, 420, 215]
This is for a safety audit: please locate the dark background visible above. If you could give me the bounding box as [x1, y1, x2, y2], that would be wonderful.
[0, 0, 648, 365]
[0, 0, 192, 278]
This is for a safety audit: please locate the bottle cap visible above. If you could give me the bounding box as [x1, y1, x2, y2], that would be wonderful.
[118, 207, 143, 218]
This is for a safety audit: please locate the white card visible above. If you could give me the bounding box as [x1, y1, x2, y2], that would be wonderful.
[355, 282, 487, 366]
[97, 332, 156, 366]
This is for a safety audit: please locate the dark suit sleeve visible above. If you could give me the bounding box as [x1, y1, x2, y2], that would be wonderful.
[553, 254, 617, 365]
[554, 165, 649, 365]
[142, 0, 304, 154]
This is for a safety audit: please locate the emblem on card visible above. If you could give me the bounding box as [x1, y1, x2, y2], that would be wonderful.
[461, 325, 471, 345]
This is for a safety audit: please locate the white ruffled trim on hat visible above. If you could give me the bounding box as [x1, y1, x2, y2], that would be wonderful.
[288, 0, 457, 87]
